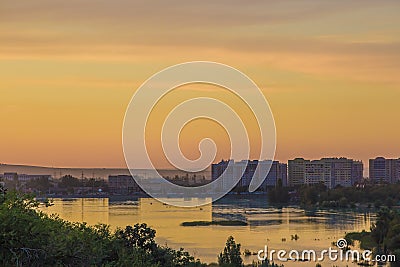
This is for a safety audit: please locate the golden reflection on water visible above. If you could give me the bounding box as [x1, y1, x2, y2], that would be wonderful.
[40, 198, 372, 266]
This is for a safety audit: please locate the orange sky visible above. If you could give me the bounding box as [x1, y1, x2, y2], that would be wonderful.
[1, 1, 400, 170]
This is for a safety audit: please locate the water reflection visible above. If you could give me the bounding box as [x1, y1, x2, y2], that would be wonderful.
[40, 196, 373, 266]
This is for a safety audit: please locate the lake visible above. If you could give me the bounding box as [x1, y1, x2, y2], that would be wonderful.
[39, 195, 374, 266]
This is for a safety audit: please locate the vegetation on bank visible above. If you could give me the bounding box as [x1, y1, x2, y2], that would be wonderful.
[0, 185, 203, 267]
[217, 236, 282, 267]
[181, 221, 248, 227]
[345, 208, 400, 267]
[268, 183, 400, 209]
[0, 185, 282, 267]
[3, 174, 109, 195]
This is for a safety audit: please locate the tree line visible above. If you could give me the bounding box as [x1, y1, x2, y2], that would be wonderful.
[0, 185, 282, 267]
[268, 183, 400, 209]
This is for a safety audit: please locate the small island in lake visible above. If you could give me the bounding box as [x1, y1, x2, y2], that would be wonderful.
[181, 220, 248, 227]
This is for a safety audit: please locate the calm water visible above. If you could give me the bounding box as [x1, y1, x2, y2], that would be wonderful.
[39, 196, 374, 266]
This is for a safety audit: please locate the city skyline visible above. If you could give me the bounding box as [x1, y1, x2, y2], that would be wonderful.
[1, 156, 398, 199]
[1, 1, 400, 169]
[2, 156, 400, 179]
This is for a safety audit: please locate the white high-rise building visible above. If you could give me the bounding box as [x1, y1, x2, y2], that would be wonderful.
[288, 158, 363, 188]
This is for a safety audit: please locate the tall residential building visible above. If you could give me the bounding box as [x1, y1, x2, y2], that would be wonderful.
[352, 161, 364, 185]
[288, 158, 363, 188]
[304, 160, 331, 188]
[288, 158, 308, 187]
[369, 157, 400, 184]
[261, 161, 287, 188]
[211, 160, 287, 191]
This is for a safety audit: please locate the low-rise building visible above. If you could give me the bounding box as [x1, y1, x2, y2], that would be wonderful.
[108, 175, 142, 194]
[3, 173, 51, 182]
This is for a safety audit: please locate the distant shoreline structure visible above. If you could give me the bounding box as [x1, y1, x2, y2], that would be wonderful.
[0, 163, 211, 180]
[1, 155, 399, 184]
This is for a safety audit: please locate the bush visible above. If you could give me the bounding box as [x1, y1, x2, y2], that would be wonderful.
[0, 185, 204, 267]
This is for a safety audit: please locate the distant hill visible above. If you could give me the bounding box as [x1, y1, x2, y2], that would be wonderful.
[0, 164, 211, 180]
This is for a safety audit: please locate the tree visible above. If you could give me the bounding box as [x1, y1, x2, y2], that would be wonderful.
[58, 175, 81, 188]
[267, 179, 290, 204]
[218, 236, 243, 267]
[0, 184, 6, 204]
[26, 177, 51, 192]
[116, 223, 157, 253]
[371, 208, 394, 246]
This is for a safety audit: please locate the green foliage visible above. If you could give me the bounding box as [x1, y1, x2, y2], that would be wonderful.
[371, 208, 395, 245]
[272, 183, 400, 208]
[0, 186, 203, 267]
[116, 223, 157, 252]
[267, 181, 290, 204]
[0, 184, 6, 204]
[371, 207, 400, 259]
[26, 176, 51, 192]
[298, 183, 327, 206]
[345, 230, 377, 250]
[218, 236, 243, 267]
[58, 175, 81, 189]
[345, 208, 400, 266]
[321, 184, 400, 207]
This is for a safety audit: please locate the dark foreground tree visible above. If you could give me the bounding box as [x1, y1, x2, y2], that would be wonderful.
[218, 236, 243, 267]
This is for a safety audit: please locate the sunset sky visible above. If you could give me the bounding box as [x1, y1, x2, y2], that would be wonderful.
[1, 1, 400, 171]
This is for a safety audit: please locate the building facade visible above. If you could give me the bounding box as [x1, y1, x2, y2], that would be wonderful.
[211, 160, 287, 191]
[304, 160, 331, 187]
[369, 157, 400, 184]
[288, 158, 307, 187]
[288, 158, 363, 188]
[2, 173, 51, 182]
[261, 161, 287, 188]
